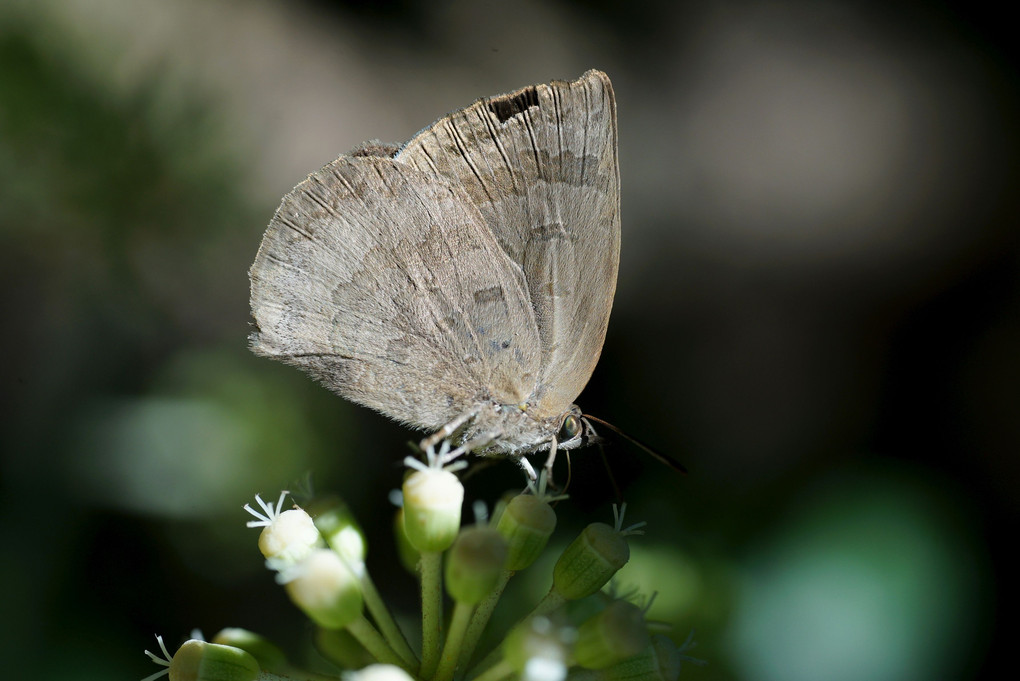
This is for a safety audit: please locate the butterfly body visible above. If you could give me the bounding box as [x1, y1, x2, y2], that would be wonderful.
[249, 70, 619, 457]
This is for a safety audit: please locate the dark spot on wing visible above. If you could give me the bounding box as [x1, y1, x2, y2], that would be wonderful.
[489, 338, 513, 353]
[530, 222, 570, 242]
[488, 87, 539, 123]
[385, 337, 412, 363]
[473, 286, 506, 305]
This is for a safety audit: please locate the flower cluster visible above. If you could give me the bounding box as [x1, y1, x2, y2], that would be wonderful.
[143, 448, 701, 681]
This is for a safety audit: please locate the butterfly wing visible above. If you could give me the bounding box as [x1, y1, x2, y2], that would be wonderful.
[395, 70, 620, 418]
[249, 155, 543, 430]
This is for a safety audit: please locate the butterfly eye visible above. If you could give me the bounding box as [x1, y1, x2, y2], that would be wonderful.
[558, 414, 582, 441]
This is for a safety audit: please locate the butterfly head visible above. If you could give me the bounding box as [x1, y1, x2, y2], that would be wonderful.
[551, 407, 603, 452]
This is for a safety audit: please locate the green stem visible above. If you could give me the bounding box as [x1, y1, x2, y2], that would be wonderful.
[434, 601, 475, 681]
[419, 551, 443, 679]
[361, 571, 418, 667]
[469, 589, 566, 675]
[255, 671, 335, 681]
[531, 589, 567, 618]
[458, 569, 512, 670]
[470, 659, 514, 681]
[315, 628, 372, 670]
[347, 615, 411, 672]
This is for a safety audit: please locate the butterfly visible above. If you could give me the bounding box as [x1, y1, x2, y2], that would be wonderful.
[249, 70, 619, 466]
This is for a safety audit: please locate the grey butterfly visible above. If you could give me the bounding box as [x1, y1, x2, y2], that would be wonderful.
[249, 70, 619, 465]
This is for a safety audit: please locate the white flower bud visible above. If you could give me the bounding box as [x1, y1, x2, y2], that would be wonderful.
[283, 549, 363, 629]
[344, 663, 416, 681]
[244, 492, 323, 567]
[402, 468, 463, 553]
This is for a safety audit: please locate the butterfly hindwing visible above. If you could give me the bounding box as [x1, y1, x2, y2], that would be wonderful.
[396, 70, 621, 417]
[249, 155, 543, 429]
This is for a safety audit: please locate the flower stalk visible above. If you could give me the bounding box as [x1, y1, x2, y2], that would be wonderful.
[147, 448, 699, 681]
[401, 449, 466, 679]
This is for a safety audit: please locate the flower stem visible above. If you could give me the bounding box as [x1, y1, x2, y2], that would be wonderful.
[419, 551, 443, 679]
[470, 659, 514, 681]
[458, 569, 511, 669]
[531, 589, 567, 618]
[469, 589, 566, 675]
[361, 571, 418, 667]
[347, 615, 411, 671]
[434, 601, 474, 681]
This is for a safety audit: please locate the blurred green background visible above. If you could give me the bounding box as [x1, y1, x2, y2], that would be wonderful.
[1, 1, 1015, 679]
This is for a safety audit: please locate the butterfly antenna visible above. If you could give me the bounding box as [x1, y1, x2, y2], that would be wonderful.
[596, 437, 625, 504]
[582, 415, 689, 474]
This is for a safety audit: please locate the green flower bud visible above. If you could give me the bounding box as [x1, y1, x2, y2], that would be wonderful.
[393, 508, 420, 574]
[552, 523, 630, 601]
[496, 493, 557, 571]
[649, 635, 683, 681]
[594, 635, 682, 681]
[284, 549, 363, 629]
[169, 639, 259, 681]
[563, 590, 613, 625]
[209, 629, 286, 672]
[488, 489, 519, 528]
[311, 496, 368, 568]
[314, 627, 374, 670]
[573, 600, 650, 670]
[502, 617, 574, 680]
[402, 468, 463, 553]
[445, 526, 508, 604]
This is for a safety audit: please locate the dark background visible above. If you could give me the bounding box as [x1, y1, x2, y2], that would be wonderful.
[1, 1, 1015, 680]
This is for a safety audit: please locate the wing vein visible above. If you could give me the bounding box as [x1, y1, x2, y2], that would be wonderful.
[521, 110, 543, 181]
[446, 120, 496, 203]
[277, 215, 314, 240]
[478, 108, 517, 187]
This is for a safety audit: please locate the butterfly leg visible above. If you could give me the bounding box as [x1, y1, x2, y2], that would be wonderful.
[518, 457, 538, 481]
[541, 436, 560, 481]
[446, 428, 503, 461]
[544, 436, 560, 473]
[420, 408, 480, 452]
